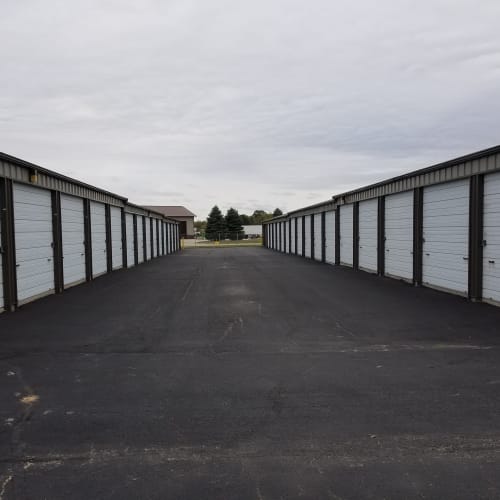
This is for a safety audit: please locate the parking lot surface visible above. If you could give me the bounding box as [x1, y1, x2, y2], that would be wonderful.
[1, 247, 500, 499]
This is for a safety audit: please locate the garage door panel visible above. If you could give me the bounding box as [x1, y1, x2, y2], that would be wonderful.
[314, 215, 322, 260]
[385, 191, 413, 280]
[137, 218, 144, 263]
[422, 179, 469, 294]
[291, 220, 296, 254]
[90, 202, 107, 277]
[340, 205, 353, 266]
[304, 217, 312, 258]
[110, 207, 123, 270]
[483, 172, 500, 302]
[297, 220, 303, 256]
[325, 211, 335, 265]
[61, 194, 86, 287]
[359, 199, 378, 272]
[126, 214, 135, 267]
[14, 184, 55, 303]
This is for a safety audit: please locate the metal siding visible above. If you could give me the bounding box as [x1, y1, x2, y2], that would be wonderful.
[422, 179, 470, 294]
[304, 215, 312, 258]
[314, 213, 322, 261]
[325, 211, 336, 264]
[60, 194, 86, 287]
[384, 191, 414, 280]
[110, 206, 123, 270]
[339, 204, 354, 266]
[90, 201, 107, 277]
[482, 172, 500, 302]
[125, 213, 135, 267]
[358, 199, 378, 272]
[13, 183, 55, 302]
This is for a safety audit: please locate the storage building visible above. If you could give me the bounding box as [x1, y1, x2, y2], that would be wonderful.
[0, 153, 181, 313]
[263, 145, 500, 306]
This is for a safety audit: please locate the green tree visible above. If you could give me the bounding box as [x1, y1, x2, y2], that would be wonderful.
[252, 210, 271, 224]
[240, 214, 251, 225]
[205, 205, 225, 241]
[225, 207, 244, 240]
[273, 208, 283, 217]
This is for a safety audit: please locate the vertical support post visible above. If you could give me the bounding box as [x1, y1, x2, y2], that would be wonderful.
[321, 211, 326, 263]
[377, 196, 385, 276]
[105, 205, 112, 272]
[353, 202, 359, 270]
[83, 199, 93, 281]
[335, 209, 340, 265]
[413, 187, 424, 286]
[0, 178, 18, 311]
[51, 191, 64, 293]
[469, 175, 484, 301]
[133, 215, 138, 265]
[121, 208, 127, 269]
[311, 214, 315, 260]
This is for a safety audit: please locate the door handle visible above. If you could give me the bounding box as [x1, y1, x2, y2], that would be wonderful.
[489, 260, 495, 264]
[463, 257, 469, 260]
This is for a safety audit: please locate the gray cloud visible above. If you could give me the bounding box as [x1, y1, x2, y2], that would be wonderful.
[1, 0, 500, 218]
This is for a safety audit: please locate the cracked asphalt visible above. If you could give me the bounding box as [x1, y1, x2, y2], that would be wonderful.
[1, 247, 500, 499]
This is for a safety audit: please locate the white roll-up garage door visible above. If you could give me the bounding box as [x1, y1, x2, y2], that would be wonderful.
[145, 218, 151, 260]
[290, 220, 296, 254]
[281, 223, 285, 252]
[168, 224, 172, 254]
[125, 214, 135, 267]
[90, 201, 107, 277]
[0, 212, 4, 310]
[13, 183, 55, 303]
[339, 204, 354, 266]
[314, 214, 322, 261]
[483, 172, 500, 303]
[422, 179, 469, 295]
[152, 220, 157, 258]
[385, 191, 414, 281]
[137, 217, 144, 263]
[358, 199, 378, 273]
[284, 221, 288, 253]
[325, 211, 335, 265]
[60, 194, 86, 287]
[297, 218, 303, 256]
[110, 206, 123, 270]
[304, 216, 312, 258]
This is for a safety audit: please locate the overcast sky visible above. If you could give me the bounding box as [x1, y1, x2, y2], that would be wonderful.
[2, 0, 500, 219]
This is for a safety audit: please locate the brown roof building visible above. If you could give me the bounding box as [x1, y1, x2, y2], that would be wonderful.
[142, 206, 196, 238]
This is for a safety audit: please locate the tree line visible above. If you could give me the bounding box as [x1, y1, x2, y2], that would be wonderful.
[199, 206, 283, 241]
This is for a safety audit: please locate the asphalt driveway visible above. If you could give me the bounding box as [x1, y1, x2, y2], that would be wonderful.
[1, 247, 500, 499]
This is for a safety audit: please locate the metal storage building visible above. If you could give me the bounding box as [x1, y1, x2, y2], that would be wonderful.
[263, 145, 500, 307]
[0, 153, 181, 313]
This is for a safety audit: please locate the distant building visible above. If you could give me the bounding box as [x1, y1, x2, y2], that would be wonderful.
[143, 206, 196, 238]
[242, 225, 262, 238]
